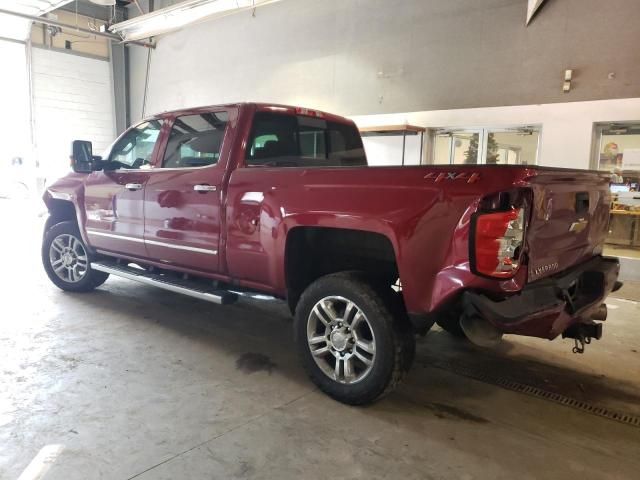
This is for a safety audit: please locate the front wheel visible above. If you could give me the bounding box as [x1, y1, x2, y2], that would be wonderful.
[42, 221, 109, 292]
[294, 272, 415, 405]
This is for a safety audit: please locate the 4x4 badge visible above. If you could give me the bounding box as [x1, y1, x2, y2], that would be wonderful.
[423, 172, 480, 184]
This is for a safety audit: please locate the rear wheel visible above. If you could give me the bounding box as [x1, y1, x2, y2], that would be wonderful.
[42, 221, 109, 292]
[294, 272, 415, 405]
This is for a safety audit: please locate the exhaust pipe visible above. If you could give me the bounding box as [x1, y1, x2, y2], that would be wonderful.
[459, 313, 503, 347]
[591, 303, 607, 322]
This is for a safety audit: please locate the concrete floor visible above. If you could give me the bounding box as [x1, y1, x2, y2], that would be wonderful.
[2, 198, 640, 479]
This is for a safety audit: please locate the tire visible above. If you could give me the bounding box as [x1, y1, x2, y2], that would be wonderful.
[294, 272, 415, 405]
[42, 221, 109, 292]
[435, 311, 466, 338]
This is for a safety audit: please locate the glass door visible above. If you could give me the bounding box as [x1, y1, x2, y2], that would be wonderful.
[593, 122, 640, 259]
[433, 129, 483, 164]
[487, 127, 541, 165]
[432, 127, 540, 165]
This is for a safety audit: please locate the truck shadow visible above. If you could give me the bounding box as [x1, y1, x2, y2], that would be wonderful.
[69, 278, 640, 422]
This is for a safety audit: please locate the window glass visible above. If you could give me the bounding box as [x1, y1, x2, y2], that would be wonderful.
[488, 130, 539, 165]
[108, 120, 162, 169]
[595, 123, 640, 260]
[454, 133, 479, 164]
[162, 112, 229, 168]
[246, 112, 366, 167]
[431, 127, 539, 165]
[432, 131, 480, 164]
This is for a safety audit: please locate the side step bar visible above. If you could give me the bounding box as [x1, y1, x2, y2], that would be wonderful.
[91, 260, 238, 305]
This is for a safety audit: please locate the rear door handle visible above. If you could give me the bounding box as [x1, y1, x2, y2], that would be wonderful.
[125, 183, 143, 191]
[193, 184, 217, 193]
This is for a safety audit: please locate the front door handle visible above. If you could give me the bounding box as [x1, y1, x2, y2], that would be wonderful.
[125, 183, 143, 191]
[193, 184, 217, 193]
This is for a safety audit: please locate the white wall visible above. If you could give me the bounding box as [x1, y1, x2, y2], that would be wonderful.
[128, 0, 640, 124]
[352, 98, 640, 170]
[363, 135, 422, 167]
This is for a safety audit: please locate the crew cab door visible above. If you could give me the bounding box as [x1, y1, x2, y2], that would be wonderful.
[143, 109, 235, 273]
[84, 120, 163, 258]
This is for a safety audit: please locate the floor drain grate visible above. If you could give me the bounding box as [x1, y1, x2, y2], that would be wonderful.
[428, 360, 640, 429]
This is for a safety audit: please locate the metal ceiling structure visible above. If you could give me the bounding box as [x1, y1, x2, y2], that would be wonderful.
[0, 0, 74, 40]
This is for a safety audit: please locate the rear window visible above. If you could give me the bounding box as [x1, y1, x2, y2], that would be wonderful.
[246, 112, 367, 167]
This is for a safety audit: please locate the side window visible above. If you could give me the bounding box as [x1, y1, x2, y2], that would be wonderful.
[162, 112, 229, 169]
[246, 113, 298, 166]
[246, 112, 367, 168]
[108, 121, 162, 169]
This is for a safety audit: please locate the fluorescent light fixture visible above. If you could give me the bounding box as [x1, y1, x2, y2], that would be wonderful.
[110, 0, 284, 41]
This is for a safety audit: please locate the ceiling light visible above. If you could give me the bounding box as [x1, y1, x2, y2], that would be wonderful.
[110, 0, 283, 41]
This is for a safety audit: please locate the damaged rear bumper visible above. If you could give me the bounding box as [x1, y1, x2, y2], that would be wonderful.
[462, 256, 621, 340]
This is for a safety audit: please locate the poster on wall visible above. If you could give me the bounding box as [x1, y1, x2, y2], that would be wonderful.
[600, 142, 622, 171]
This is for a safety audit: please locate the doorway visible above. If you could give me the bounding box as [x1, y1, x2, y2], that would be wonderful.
[432, 126, 541, 165]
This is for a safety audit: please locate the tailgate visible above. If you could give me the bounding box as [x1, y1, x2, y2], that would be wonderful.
[525, 169, 612, 282]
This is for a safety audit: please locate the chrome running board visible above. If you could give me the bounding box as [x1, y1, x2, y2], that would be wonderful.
[91, 260, 237, 305]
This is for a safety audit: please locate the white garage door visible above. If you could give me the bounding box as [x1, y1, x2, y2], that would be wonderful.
[0, 40, 30, 167]
[32, 48, 115, 182]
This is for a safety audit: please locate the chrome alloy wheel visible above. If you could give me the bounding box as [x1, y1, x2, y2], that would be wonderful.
[307, 296, 376, 384]
[49, 234, 89, 283]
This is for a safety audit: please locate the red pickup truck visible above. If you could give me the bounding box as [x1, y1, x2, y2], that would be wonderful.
[42, 103, 621, 405]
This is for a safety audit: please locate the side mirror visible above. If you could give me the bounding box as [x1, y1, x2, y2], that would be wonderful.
[71, 140, 94, 173]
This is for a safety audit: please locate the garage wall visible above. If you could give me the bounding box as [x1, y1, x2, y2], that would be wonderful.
[128, 0, 640, 121]
[32, 48, 115, 180]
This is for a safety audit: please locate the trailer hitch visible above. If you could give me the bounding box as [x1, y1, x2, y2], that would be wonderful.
[562, 322, 602, 354]
[572, 334, 591, 354]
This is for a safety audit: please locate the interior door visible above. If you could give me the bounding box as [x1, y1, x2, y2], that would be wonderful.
[84, 120, 163, 258]
[432, 129, 483, 164]
[143, 111, 231, 273]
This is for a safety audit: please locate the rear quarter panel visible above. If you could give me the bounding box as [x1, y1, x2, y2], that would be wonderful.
[225, 165, 532, 313]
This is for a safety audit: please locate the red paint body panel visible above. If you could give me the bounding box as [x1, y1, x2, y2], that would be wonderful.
[43, 102, 615, 340]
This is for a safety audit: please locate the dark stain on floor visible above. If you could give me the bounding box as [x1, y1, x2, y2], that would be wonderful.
[429, 402, 490, 424]
[236, 353, 277, 375]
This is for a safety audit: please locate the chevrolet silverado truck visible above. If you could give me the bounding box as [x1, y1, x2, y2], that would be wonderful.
[42, 102, 621, 405]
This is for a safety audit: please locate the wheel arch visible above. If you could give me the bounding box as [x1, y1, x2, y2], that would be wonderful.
[44, 199, 78, 233]
[284, 226, 400, 314]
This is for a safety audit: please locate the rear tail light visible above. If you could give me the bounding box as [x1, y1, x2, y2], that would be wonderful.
[472, 191, 529, 279]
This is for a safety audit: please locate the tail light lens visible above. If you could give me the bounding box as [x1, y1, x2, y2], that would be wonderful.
[473, 203, 527, 279]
